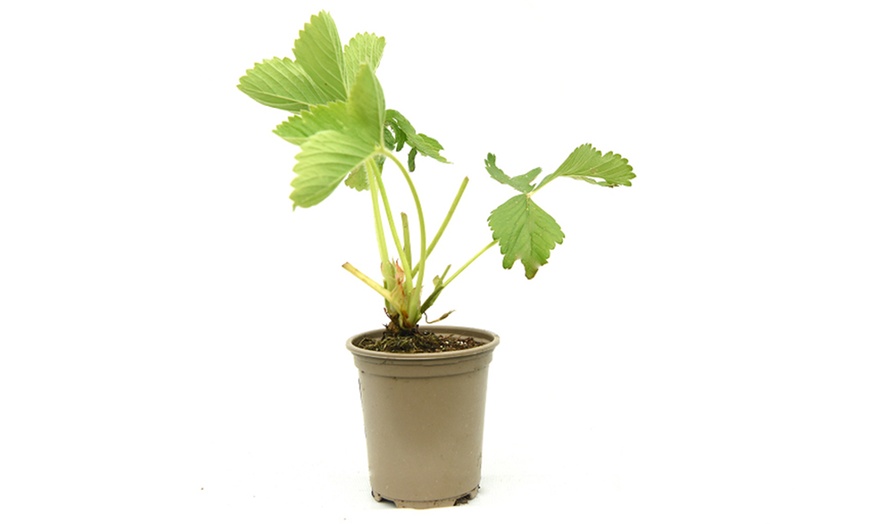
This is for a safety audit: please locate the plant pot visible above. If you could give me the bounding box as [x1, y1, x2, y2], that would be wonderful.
[346, 326, 499, 509]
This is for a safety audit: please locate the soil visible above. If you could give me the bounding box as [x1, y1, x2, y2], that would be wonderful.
[356, 328, 485, 354]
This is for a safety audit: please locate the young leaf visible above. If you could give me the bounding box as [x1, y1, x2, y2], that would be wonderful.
[488, 194, 565, 279]
[412, 133, 444, 160]
[344, 33, 386, 89]
[385, 109, 447, 163]
[237, 57, 331, 112]
[292, 11, 347, 102]
[485, 153, 541, 194]
[408, 147, 418, 172]
[539, 144, 636, 189]
[392, 126, 406, 151]
[383, 126, 396, 150]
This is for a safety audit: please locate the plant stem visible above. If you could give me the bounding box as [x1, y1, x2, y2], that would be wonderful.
[381, 149, 427, 323]
[443, 240, 497, 287]
[342, 262, 400, 310]
[372, 164, 413, 297]
[365, 158, 390, 268]
[419, 240, 496, 315]
[401, 212, 412, 270]
[412, 176, 468, 278]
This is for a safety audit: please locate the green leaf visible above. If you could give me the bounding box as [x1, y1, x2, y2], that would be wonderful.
[291, 130, 374, 208]
[383, 126, 396, 150]
[274, 65, 385, 205]
[485, 153, 541, 194]
[292, 11, 347, 102]
[412, 134, 444, 159]
[539, 144, 636, 189]
[344, 156, 385, 191]
[238, 12, 353, 112]
[273, 64, 384, 147]
[273, 101, 349, 145]
[346, 64, 385, 145]
[385, 109, 447, 163]
[393, 126, 406, 151]
[237, 57, 331, 112]
[408, 147, 418, 172]
[488, 194, 565, 279]
[344, 32, 386, 90]
[345, 164, 369, 191]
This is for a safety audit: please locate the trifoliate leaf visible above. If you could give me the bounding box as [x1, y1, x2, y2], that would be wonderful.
[237, 57, 331, 112]
[344, 32, 386, 90]
[291, 130, 374, 208]
[488, 194, 564, 279]
[275, 65, 385, 204]
[485, 153, 541, 194]
[539, 144, 636, 188]
[292, 11, 347, 102]
[385, 109, 447, 163]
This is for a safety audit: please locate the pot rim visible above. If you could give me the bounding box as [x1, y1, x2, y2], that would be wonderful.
[346, 325, 499, 361]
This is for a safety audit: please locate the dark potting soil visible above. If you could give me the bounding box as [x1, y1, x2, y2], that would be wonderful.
[356, 329, 485, 354]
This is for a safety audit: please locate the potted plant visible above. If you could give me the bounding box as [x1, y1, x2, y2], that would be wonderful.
[238, 11, 635, 509]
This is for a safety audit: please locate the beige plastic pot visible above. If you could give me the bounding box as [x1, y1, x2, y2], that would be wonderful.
[346, 326, 499, 509]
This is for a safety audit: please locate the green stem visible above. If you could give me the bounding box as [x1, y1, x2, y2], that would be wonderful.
[412, 176, 468, 278]
[342, 262, 401, 311]
[443, 240, 498, 287]
[365, 158, 390, 268]
[401, 212, 412, 271]
[372, 162, 413, 297]
[419, 240, 497, 315]
[381, 149, 427, 322]
[529, 171, 560, 195]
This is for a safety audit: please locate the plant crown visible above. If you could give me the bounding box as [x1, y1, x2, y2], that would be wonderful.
[238, 11, 636, 334]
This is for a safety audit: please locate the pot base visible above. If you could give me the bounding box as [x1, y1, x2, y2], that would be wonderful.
[372, 486, 479, 509]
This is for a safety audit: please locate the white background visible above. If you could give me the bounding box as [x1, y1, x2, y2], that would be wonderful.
[2, 0, 868, 522]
